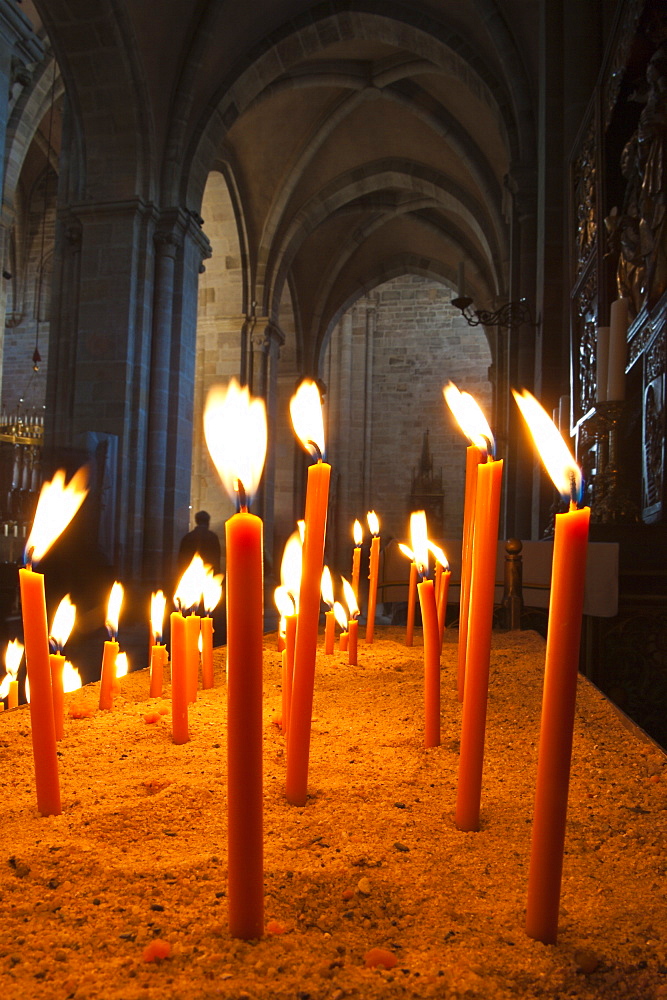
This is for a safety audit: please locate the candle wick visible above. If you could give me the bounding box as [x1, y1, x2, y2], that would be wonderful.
[307, 439, 323, 462]
[236, 479, 248, 512]
[25, 546, 34, 569]
[569, 470, 578, 509]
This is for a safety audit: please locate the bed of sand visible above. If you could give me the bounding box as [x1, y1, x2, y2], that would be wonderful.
[0, 626, 665, 999]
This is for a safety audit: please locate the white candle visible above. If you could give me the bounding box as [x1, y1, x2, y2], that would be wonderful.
[596, 327, 610, 403]
[607, 299, 629, 401]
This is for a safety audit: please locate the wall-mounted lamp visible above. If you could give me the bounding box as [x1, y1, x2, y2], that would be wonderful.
[451, 295, 537, 330]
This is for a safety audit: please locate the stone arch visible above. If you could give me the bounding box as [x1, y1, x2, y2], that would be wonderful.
[184, 5, 534, 213]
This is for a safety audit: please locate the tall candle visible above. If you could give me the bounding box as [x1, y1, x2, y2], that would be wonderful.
[169, 610, 189, 744]
[150, 590, 167, 697]
[341, 577, 360, 667]
[429, 542, 450, 652]
[202, 568, 223, 689]
[286, 380, 330, 807]
[321, 566, 335, 655]
[607, 298, 629, 401]
[185, 612, 201, 703]
[411, 512, 441, 748]
[444, 382, 489, 703]
[19, 565, 61, 816]
[351, 519, 362, 601]
[283, 611, 297, 737]
[513, 388, 591, 945]
[226, 506, 264, 939]
[49, 594, 76, 742]
[365, 511, 380, 643]
[455, 455, 503, 832]
[100, 582, 123, 710]
[204, 378, 267, 940]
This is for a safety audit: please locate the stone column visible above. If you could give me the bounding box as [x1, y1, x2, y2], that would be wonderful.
[0, 2, 42, 387]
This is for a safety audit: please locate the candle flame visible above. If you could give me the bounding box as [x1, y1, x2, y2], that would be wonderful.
[202, 570, 223, 615]
[174, 555, 207, 612]
[274, 584, 296, 619]
[443, 381, 494, 456]
[0, 639, 23, 697]
[367, 510, 380, 536]
[410, 510, 429, 576]
[333, 601, 348, 631]
[50, 594, 76, 651]
[25, 466, 89, 565]
[204, 379, 267, 504]
[115, 651, 129, 679]
[150, 590, 167, 641]
[341, 577, 359, 619]
[353, 519, 363, 546]
[290, 379, 325, 459]
[62, 660, 82, 693]
[321, 565, 334, 609]
[297, 519, 306, 544]
[280, 530, 303, 605]
[398, 542, 414, 562]
[512, 389, 583, 504]
[428, 541, 449, 570]
[105, 582, 124, 638]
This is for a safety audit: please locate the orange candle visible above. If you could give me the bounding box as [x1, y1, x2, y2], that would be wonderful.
[418, 578, 440, 747]
[185, 612, 201, 703]
[365, 511, 380, 643]
[405, 559, 417, 646]
[19, 565, 61, 816]
[444, 382, 489, 703]
[411, 511, 441, 748]
[226, 506, 264, 939]
[49, 652, 65, 741]
[49, 594, 76, 741]
[169, 610, 189, 744]
[513, 389, 591, 945]
[458, 445, 483, 699]
[204, 378, 267, 940]
[351, 519, 363, 600]
[286, 380, 330, 807]
[149, 643, 167, 697]
[339, 630, 349, 652]
[341, 577, 360, 667]
[321, 566, 335, 654]
[100, 582, 123, 710]
[437, 569, 451, 649]
[283, 611, 296, 738]
[1, 639, 23, 710]
[286, 458, 330, 803]
[455, 455, 503, 832]
[18, 466, 88, 816]
[201, 616, 214, 688]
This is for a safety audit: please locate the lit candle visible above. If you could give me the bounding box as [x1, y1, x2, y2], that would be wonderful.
[286, 380, 330, 807]
[321, 566, 335, 654]
[341, 577, 359, 666]
[351, 519, 362, 602]
[514, 389, 591, 945]
[365, 511, 380, 643]
[429, 542, 451, 651]
[100, 582, 123, 711]
[201, 569, 223, 689]
[334, 601, 348, 652]
[398, 543, 417, 646]
[149, 590, 167, 698]
[275, 586, 297, 736]
[205, 378, 267, 940]
[277, 531, 302, 738]
[169, 607, 189, 744]
[20, 466, 88, 816]
[185, 611, 201, 703]
[411, 511, 441, 748]
[1, 639, 23, 709]
[453, 403, 503, 833]
[607, 298, 629, 401]
[49, 595, 76, 741]
[444, 382, 491, 701]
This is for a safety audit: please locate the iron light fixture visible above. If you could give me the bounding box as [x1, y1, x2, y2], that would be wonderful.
[451, 295, 537, 330]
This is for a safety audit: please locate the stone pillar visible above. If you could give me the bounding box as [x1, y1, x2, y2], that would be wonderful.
[248, 319, 284, 573]
[361, 303, 376, 513]
[0, 2, 42, 387]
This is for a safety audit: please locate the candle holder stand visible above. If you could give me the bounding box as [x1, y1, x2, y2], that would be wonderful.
[591, 401, 640, 524]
